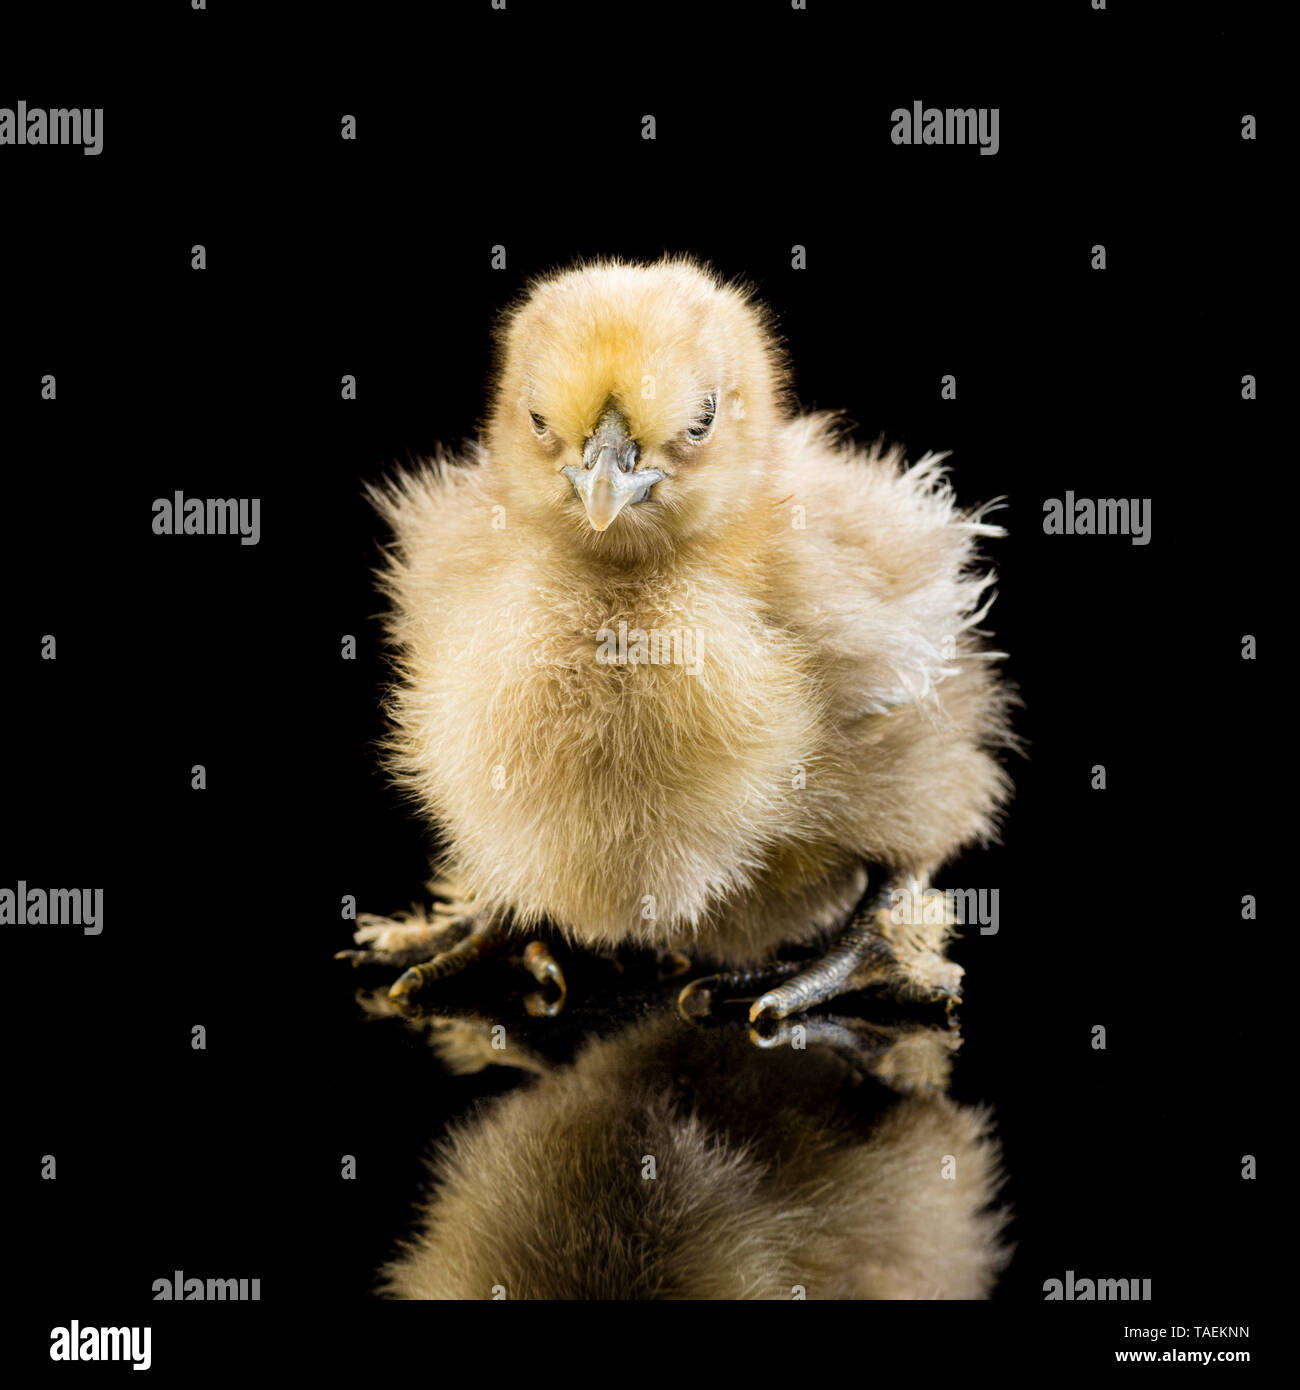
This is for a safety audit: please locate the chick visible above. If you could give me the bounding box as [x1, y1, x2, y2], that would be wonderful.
[380, 1011, 1009, 1300]
[348, 257, 1013, 1020]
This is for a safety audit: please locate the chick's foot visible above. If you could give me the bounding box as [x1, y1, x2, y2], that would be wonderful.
[336, 906, 567, 1016]
[749, 877, 962, 1022]
[385, 914, 504, 1006]
[677, 960, 804, 1020]
[334, 902, 477, 971]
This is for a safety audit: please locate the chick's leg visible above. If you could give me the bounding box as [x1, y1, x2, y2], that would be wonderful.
[749, 875, 962, 1022]
[386, 912, 504, 1004]
[335, 871, 567, 1014]
[677, 960, 804, 1020]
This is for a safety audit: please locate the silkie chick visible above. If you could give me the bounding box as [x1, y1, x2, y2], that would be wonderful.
[345, 257, 1013, 1020]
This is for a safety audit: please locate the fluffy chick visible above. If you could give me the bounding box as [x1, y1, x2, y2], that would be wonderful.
[380, 1014, 1009, 1300]
[359, 256, 1013, 1017]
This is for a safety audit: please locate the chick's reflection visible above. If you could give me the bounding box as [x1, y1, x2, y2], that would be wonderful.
[382, 1013, 1008, 1300]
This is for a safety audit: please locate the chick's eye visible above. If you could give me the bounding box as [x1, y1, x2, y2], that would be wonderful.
[685, 391, 718, 444]
[529, 411, 548, 437]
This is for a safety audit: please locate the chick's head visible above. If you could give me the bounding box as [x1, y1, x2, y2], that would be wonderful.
[489, 258, 787, 560]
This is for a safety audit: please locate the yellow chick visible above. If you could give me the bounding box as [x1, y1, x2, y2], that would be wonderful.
[379, 1012, 1009, 1300]
[347, 256, 1013, 1020]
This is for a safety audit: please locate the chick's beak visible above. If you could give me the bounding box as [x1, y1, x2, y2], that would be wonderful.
[562, 407, 665, 531]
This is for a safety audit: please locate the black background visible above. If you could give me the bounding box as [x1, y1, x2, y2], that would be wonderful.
[2, 0, 1272, 1373]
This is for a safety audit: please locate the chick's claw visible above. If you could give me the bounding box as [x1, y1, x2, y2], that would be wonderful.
[521, 940, 567, 1018]
[677, 960, 802, 1021]
[385, 918, 504, 1010]
[749, 918, 900, 1022]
